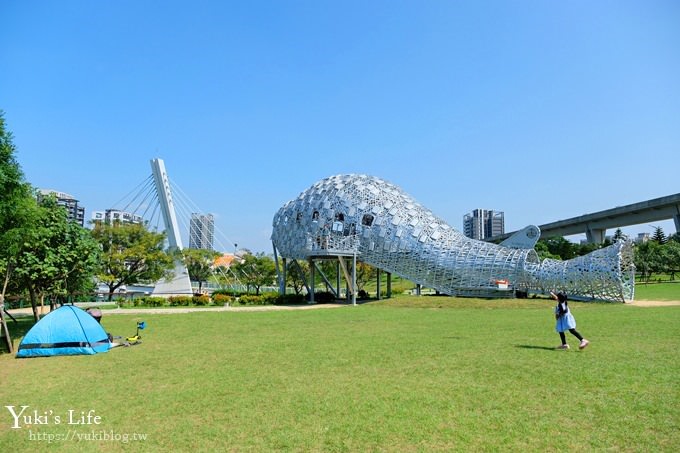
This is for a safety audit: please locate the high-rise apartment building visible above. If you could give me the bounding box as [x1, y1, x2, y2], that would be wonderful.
[91, 209, 144, 225]
[38, 189, 86, 226]
[463, 209, 505, 240]
[189, 213, 215, 250]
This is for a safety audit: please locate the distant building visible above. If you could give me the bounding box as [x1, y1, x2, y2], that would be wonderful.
[38, 189, 85, 226]
[91, 209, 143, 225]
[189, 213, 215, 250]
[636, 232, 650, 243]
[463, 209, 505, 240]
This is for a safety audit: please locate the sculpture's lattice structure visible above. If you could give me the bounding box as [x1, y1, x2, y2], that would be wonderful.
[271, 174, 635, 302]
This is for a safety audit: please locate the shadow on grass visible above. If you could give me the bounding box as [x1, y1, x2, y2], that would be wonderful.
[514, 344, 557, 351]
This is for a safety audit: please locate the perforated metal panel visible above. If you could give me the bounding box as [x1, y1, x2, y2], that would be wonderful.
[271, 174, 635, 302]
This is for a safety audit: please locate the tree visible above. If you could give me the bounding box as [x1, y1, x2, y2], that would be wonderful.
[317, 260, 340, 292]
[542, 236, 579, 260]
[232, 253, 276, 295]
[12, 196, 101, 321]
[660, 240, 680, 280]
[634, 240, 662, 283]
[355, 262, 375, 292]
[651, 226, 667, 244]
[612, 228, 628, 242]
[182, 248, 220, 293]
[286, 259, 309, 295]
[91, 221, 175, 301]
[59, 222, 100, 302]
[0, 111, 35, 349]
[576, 241, 602, 257]
[534, 241, 561, 261]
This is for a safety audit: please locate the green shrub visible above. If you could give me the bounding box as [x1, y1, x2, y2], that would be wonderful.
[275, 293, 306, 305]
[260, 292, 279, 305]
[192, 295, 210, 306]
[313, 291, 336, 304]
[114, 297, 127, 307]
[168, 296, 192, 306]
[238, 294, 261, 305]
[140, 296, 166, 307]
[212, 293, 232, 306]
[212, 288, 241, 297]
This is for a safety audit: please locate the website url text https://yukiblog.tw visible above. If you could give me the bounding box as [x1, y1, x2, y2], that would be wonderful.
[28, 429, 147, 444]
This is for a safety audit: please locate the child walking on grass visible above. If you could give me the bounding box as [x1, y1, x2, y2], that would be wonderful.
[551, 292, 589, 350]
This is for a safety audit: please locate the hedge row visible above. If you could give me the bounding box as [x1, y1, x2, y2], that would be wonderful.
[126, 294, 234, 308]
[124, 292, 318, 308]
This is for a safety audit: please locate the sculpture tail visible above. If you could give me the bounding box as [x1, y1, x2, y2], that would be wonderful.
[530, 241, 635, 302]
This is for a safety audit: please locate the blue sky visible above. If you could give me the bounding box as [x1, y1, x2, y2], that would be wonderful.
[1, 1, 678, 253]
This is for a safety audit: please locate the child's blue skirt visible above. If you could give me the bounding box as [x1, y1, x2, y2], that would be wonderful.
[555, 312, 576, 332]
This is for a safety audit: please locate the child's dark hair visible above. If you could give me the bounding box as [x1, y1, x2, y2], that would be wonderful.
[556, 292, 569, 316]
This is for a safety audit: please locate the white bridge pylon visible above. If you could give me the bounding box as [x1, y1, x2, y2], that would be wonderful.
[150, 158, 193, 296]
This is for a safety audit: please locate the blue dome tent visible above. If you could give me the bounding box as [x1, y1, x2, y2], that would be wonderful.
[16, 305, 111, 358]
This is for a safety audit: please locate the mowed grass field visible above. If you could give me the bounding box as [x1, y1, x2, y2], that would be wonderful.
[634, 281, 680, 300]
[1, 297, 678, 452]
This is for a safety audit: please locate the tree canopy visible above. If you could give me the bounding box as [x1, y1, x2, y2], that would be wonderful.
[182, 248, 221, 293]
[0, 111, 33, 348]
[0, 110, 36, 271]
[232, 252, 277, 295]
[12, 196, 101, 321]
[612, 228, 628, 242]
[651, 226, 667, 244]
[91, 221, 175, 300]
[285, 259, 309, 295]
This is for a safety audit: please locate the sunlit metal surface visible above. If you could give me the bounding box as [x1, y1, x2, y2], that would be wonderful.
[271, 174, 635, 302]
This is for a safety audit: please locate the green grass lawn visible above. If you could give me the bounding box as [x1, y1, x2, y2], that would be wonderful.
[1, 298, 678, 452]
[634, 281, 680, 301]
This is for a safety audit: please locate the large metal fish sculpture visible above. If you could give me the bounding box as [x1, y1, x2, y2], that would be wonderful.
[271, 174, 635, 302]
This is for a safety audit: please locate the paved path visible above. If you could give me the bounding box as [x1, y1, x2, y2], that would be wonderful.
[6, 299, 678, 318]
[625, 300, 680, 307]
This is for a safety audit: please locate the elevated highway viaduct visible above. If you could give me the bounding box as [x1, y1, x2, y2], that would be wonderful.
[488, 193, 680, 244]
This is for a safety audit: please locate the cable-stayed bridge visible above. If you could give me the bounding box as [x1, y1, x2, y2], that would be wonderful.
[103, 158, 239, 295]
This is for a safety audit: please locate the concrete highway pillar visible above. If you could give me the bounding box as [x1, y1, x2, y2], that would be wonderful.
[585, 226, 605, 243]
